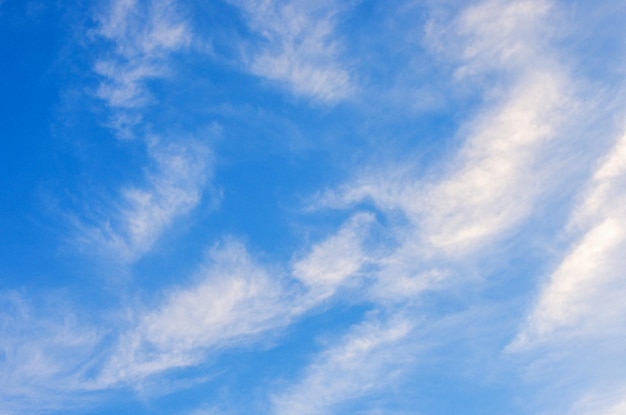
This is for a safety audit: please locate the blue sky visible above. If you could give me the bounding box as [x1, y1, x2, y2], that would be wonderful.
[2, 0, 626, 414]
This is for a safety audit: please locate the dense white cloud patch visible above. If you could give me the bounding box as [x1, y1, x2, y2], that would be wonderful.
[514, 219, 624, 344]
[228, 0, 354, 102]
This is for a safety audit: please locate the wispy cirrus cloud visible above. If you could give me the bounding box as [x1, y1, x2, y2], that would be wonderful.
[76, 138, 212, 263]
[0, 293, 102, 414]
[278, 63, 581, 407]
[94, 0, 191, 137]
[506, 130, 626, 415]
[284, 0, 586, 409]
[228, 0, 355, 102]
[96, 225, 386, 387]
[316, 0, 577, 259]
[8, 1, 626, 414]
[82, 1, 594, 411]
[271, 315, 413, 415]
[453, 0, 554, 77]
[512, 128, 626, 347]
[92, 213, 391, 389]
[292, 212, 375, 300]
[96, 240, 294, 386]
[71, 1, 217, 265]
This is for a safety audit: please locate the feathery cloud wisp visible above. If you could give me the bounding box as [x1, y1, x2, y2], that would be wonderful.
[272, 315, 413, 415]
[77, 138, 212, 263]
[228, 0, 354, 102]
[94, 0, 191, 136]
[97, 240, 292, 386]
[0, 293, 101, 413]
[292, 212, 375, 298]
[513, 129, 626, 348]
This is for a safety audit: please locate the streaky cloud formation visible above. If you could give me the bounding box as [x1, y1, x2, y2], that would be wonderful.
[0, 293, 101, 413]
[71, 0, 214, 265]
[76, 138, 212, 263]
[97, 240, 293, 386]
[510, 128, 626, 414]
[292, 212, 375, 296]
[94, 0, 191, 136]
[228, 0, 355, 102]
[317, 0, 576, 259]
[272, 315, 413, 415]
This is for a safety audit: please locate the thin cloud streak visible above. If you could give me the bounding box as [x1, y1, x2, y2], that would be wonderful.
[76, 138, 212, 264]
[77, 1, 215, 264]
[94, 0, 191, 137]
[0, 293, 102, 413]
[513, 129, 626, 347]
[228, 0, 354, 102]
[97, 240, 294, 386]
[272, 315, 413, 415]
[292, 212, 375, 300]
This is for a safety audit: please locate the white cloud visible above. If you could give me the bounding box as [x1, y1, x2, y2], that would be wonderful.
[420, 71, 569, 255]
[272, 315, 413, 415]
[421, 0, 574, 255]
[318, 70, 573, 268]
[293, 3, 599, 408]
[454, 0, 554, 77]
[77, 1, 214, 263]
[229, 0, 354, 102]
[94, 0, 191, 136]
[512, 130, 626, 348]
[315, 0, 575, 259]
[78, 138, 212, 263]
[94, 218, 411, 389]
[24, 1, 625, 413]
[502, 125, 626, 414]
[0, 293, 101, 413]
[98, 240, 293, 385]
[513, 219, 625, 347]
[97, 0, 190, 57]
[292, 212, 375, 296]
